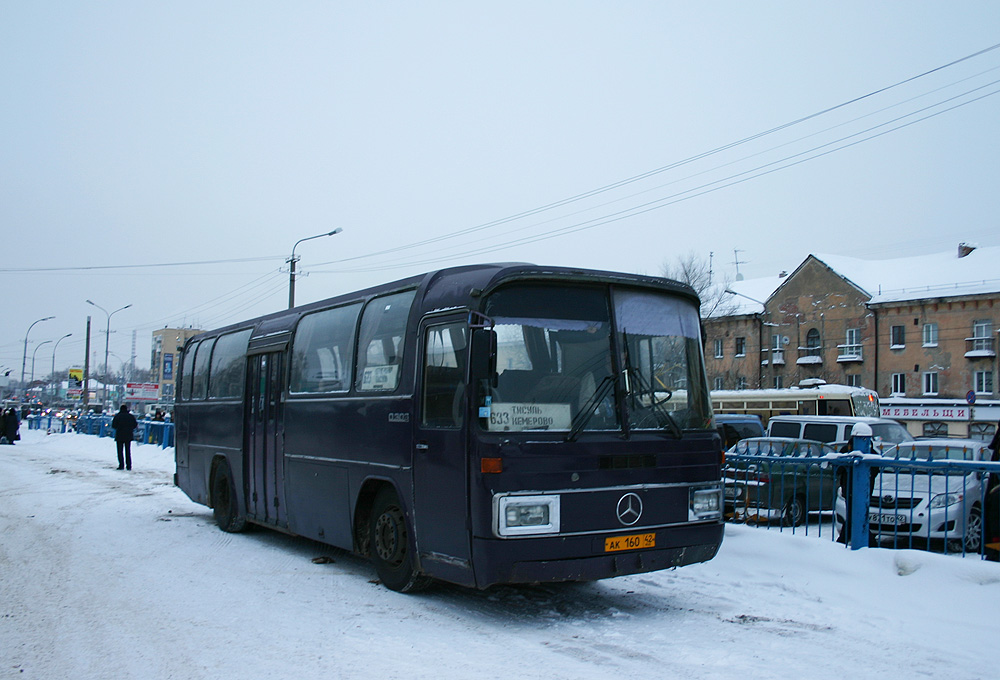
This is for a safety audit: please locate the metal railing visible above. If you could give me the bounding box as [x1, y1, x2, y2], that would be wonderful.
[724, 437, 1000, 560]
[48, 413, 176, 449]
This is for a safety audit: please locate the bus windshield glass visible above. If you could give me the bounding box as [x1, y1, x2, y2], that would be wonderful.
[484, 284, 617, 432]
[614, 288, 712, 431]
[481, 283, 712, 434]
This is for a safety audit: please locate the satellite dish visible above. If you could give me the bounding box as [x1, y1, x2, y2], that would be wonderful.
[781, 336, 790, 347]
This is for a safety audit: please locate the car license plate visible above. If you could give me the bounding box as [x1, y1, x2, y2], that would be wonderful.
[604, 533, 655, 552]
[869, 512, 906, 525]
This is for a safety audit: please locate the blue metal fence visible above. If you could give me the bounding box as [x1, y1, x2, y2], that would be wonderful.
[31, 413, 175, 449]
[724, 437, 1000, 561]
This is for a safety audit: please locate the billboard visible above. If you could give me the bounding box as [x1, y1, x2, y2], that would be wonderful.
[125, 383, 160, 401]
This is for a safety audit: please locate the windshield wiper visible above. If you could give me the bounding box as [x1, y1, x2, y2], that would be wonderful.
[620, 331, 682, 439]
[565, 375, 616, 442]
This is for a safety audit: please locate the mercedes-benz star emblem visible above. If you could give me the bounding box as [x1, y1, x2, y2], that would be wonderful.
[616, 492, 643, 526]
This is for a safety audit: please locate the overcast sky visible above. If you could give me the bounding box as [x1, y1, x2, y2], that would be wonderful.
[2, 2, 998, 378]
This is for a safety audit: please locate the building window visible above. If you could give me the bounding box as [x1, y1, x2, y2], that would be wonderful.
[846, 374, 861, 387]
[922, 323, 938, 347]
[771, 334, 785, 364]
[773, 375, 784, 389]
[922, 421, 948, 437]
[714, 376, 724, 390]
[714, 339, 723, 359]
[974, 370, 994, 395]
[805, 328, 821, 356]
[922, 372, 938, 395]
[970, 422, 996, 443]
[737, 376, 748, 390]
[735, 337, 746, 357]
[838, 328, 862, 361]
[972, 320, 993, 351]
[891, 373, 906, 395]
[890, 325, 905, 349]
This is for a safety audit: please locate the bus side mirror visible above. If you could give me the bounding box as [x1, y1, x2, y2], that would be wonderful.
[471, 328, 497, 387]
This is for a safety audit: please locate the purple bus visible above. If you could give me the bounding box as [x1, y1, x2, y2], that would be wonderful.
[174, 264, 724, 591]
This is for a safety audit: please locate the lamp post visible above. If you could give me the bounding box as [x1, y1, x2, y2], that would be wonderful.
[31, 341, 53, 395]
[86, 300, 131, 407]
[51, 333, 72, 399]
[21, 316, 55, 398]
[288, 228, 342, 309]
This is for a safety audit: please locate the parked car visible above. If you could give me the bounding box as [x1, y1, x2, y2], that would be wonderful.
[838, 439, 991, 553]
[766, 415, 912, 453]
[724, 437, 839, 526]
[715, 413, 765, 452]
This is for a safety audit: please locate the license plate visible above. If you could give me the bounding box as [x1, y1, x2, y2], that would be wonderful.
[604, 532, 655, 552]
[869, 512, 906, 525]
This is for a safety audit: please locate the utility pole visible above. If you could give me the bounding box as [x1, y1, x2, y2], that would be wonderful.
[83, 317, 91, 410]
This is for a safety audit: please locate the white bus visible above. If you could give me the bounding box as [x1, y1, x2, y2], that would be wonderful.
[711, 381, 879, 427]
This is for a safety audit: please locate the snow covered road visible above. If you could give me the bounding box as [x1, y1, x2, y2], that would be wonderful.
[2, 430, 997, 679]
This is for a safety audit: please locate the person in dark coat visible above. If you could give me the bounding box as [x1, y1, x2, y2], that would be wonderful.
[111, 404, 138, 470]
[1, 407, 19, 444]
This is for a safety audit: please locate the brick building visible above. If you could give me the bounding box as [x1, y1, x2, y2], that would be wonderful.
[150, 327, 202, 403]
[704, 245, 1000, 439]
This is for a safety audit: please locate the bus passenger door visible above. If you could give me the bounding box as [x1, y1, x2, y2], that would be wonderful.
[412, 317, 475, 587]
[246, 352, 286, 528]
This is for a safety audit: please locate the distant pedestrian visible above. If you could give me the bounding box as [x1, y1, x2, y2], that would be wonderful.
[1, 407, 19, 445]
[111, 404, 138, 470]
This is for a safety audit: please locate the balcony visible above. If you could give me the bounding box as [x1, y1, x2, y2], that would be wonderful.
[965, 336, 995, 359]
[837, 344, 863, 363]
[796, 346, 822, 366]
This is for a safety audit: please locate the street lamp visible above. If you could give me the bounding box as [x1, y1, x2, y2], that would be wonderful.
[21, 316, 55, 397]
[51, 333, 73, 399]
[31, 340, 53, 388]
[288, 228, 342, 309]
[86, 300, 131, 407]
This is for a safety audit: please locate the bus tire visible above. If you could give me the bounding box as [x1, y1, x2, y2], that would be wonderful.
[369, 487, 429, 592]
[212, 461, 247, 533]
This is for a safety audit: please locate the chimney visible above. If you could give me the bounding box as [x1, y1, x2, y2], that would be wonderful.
[958, 242, 976, 258]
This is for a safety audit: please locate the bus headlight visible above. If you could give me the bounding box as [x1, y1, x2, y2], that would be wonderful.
[496, 494, 561, 536]
[689, 486, 723, 521]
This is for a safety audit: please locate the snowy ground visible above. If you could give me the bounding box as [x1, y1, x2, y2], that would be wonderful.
[2, 429, 997, 680]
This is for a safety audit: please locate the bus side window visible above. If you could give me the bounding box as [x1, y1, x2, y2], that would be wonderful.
[208, 330, 252, 399]
[355, 290, 416, 393]
[290, 303, 361, 394]
[191, 338, 215, 400]
[180, 340, 199, 401]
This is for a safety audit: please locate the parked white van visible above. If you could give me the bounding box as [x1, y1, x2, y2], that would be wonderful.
[766, 415, 912, 452]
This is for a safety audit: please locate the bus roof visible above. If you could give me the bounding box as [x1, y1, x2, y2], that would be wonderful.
[185, 263, 701, 346]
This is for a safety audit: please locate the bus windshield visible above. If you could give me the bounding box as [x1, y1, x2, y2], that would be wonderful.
[485, 285, 617, 432]
[614, 288, 712, 431]
[481, 284, 711, 434]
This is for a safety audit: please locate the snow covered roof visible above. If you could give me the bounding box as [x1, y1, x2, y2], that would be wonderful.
[712, 246, 1000, 316]
[814, 246, 1000, 304]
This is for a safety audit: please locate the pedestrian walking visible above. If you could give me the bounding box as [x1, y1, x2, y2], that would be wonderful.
[111, 404, 138, 470]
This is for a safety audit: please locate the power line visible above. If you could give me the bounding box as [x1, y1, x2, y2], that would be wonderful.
[310, 42, 1000, 270]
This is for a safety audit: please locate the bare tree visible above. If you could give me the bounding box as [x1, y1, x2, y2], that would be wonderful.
[661, 252, 739, 318]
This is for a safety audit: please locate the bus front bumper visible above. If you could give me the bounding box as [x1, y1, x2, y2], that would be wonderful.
[470, 522, 724, 589]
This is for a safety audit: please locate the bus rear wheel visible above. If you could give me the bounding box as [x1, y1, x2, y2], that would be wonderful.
[369, 487, 429, 592]
[212, 461, 247, 533]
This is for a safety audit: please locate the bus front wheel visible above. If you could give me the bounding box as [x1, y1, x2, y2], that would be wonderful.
[212, 461, 247, 533]
[369, 487, 428, 592]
